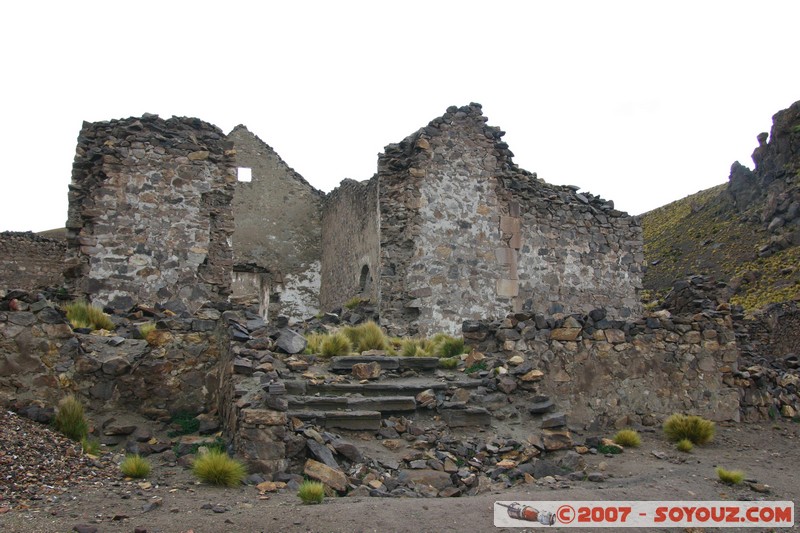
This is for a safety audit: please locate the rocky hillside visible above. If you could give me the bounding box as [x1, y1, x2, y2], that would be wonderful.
[642, 100, 800, 312]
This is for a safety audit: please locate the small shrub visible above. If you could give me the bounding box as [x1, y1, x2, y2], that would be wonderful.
[344, 297, 363, 310]
[663, 414, 715, 445]
[81, 437, 101, 455]
[54, 394, 89, 441]
[120, 454, 151, 479]
[676, 438, 694, 453]
[613, 429, 641, 448]
[192, 449, 247, 487]
[716, 467, 744, 485]
[438, 357, 459, 369]
[297, 480, 325, 504]
[64, 300, 115, 331]
[435, 335, 467, 358]
[320, 333, 352, 357]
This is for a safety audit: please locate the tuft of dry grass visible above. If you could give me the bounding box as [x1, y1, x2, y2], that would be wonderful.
[192, 449, 247, 487]
[55, 394, 89, 441]
[320, 333, 352, 357]
[613, 429, 641, 447]
[663, 414, 715, 445]
[716, 467, 744, 485]
[297, 480, 325, 504]
[65, 300, 115, 331]
[120, 454, 151, 479]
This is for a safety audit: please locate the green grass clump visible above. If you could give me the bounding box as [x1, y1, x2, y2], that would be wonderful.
[400, 339, 419, 357]
[676, 438, 694, 453]
[613, 429, 641, 447]
[716, 467, 744, 485]
[81, 437, 101, 455]
[344, 297, 364, 310]
[438, 357, 459, 369]
[138, 322, 156, 341]
[192, 449, 247, 487]
[320, 333, 353, 357]
[353, 321, 388, 352]
[120, 454, 151, 479]
[297, 480, 325, 504]
[54, 394, 89, 441]
[167, 412, 200, 437]
[65, 300, 115, 331]
[663, 414, 715, 445]
[465, 361, 487, 374]
[435, 335, 467, 358]
[304, 332, 327, 355]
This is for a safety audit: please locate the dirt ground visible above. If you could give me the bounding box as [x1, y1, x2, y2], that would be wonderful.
[1, 420, 797, 533]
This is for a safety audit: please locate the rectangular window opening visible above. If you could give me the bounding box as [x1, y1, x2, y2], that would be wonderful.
[237, 167, 252, 182]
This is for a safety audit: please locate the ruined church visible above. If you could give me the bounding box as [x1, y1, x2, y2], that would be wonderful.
[43, 104, 642, 335]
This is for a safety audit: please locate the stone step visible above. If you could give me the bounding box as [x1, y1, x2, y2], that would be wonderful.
[288, 410, 382, 431]
[329, 356, 441, 372]
[307, 382, 451, 397]
[288, 395, 417, 413]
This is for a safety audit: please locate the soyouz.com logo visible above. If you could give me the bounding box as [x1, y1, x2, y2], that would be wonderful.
[493, 501, 794, 528]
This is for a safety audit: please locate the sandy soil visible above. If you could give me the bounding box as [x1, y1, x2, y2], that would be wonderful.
[1, 420, 797, 533]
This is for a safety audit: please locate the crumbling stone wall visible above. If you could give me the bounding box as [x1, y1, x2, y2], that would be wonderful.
[320, 179, 380, 310]
[0, 232, 66, 290]
[229, 126, 323, 320]
[379, 104, 643, 336]
[0, 292, 223, 418]
[65, 114, 235, 312]
[463, 307, 741, 425]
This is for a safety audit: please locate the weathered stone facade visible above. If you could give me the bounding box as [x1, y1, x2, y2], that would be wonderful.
[229, 126, 323, 321]
[65, 115, 236, 312]
[320, 179, 380, 310]
[371, 104, 643, 335]
[0, 232, 66, 290]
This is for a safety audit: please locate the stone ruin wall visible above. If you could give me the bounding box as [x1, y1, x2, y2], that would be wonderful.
[319, 179, 380, 311]
[0, 232, 66, 290]
[65, 114, 235, 312]
[378, 104, 643, 336]
[0, 291, 224, 419]
[464, 308, 741, 426]
[229, 126, 323, 321]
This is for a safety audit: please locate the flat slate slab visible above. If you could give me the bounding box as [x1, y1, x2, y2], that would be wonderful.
[440, 407, 492, 427]
[347, 396, 417, 412]
[397, 357, 440, 370]
[307, 382, 449, 397]
[330, 356, 400, 372]
[289, 395, 416, 413]
[288, 397, 349, 410]
[323, 410, 382, 431]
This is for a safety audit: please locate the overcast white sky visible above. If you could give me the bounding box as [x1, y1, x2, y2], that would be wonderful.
[2, 1, 798, 232]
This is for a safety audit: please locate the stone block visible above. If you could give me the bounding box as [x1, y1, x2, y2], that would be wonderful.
[304, 459, 348, 492]
[499, 216, 521, 235]
[496, 279, 519, 298]
[241, 409, 286, 427]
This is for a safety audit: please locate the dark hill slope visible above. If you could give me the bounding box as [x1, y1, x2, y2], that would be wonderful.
[643, 100, 800, 312]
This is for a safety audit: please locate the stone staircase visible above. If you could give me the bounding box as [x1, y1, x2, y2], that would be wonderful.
[283, 355, 491, 431]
